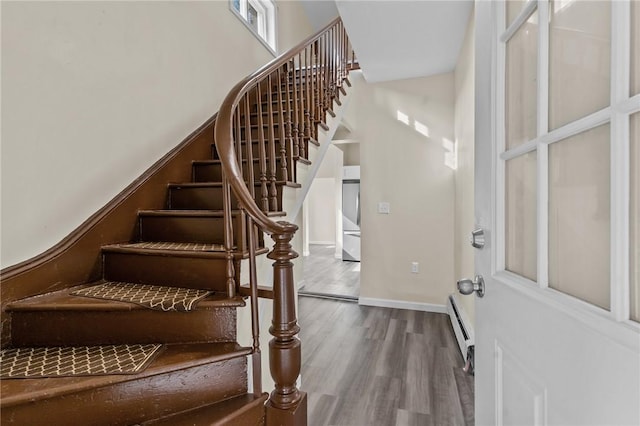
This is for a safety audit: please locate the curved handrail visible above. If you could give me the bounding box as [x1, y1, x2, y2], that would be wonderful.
[214, 17, 342, 235]
[213, 17, 355, 421]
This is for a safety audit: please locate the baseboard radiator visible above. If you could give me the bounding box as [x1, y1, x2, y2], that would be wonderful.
[446, 294, 474, 362]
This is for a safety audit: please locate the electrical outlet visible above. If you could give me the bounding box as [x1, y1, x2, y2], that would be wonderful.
[378, 202, 390, 214]
[411, 262, 419, 273]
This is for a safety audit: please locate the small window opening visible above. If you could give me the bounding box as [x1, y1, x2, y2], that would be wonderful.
[230, 0, 277, 54]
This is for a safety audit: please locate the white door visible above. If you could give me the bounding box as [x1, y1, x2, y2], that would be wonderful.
[472, 1, 640, 425]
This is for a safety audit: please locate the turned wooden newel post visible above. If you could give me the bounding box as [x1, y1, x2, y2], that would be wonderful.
[266, 221, 307, 426]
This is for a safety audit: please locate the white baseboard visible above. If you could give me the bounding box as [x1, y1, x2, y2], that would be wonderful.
[358, 297, 447, 314]
[309, 241, 335, 245]
[303, 250, 310, 257]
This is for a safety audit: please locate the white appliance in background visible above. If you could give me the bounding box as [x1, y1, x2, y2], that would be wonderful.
[342, 166, 360, 262]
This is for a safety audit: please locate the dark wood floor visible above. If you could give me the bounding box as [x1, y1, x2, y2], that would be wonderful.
[300, 245, 360, 298]
[298, 297, 475, 426]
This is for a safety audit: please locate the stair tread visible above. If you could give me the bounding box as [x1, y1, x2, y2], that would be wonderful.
[212, 135, 317, 144]
[6, 282, 245, 312]
[141, 210, 286, 218]
[168, 181, 301, 189]
[138, 209, 286, 218]
[116, 241, 226, 251]
[142, 392, 268, 425]
[139, 209, 227, 217]
[102, 242, 229, 258]
[102, 243, 268, 259]
[1, 342, 251, 408]
[193, 158, 302, 165]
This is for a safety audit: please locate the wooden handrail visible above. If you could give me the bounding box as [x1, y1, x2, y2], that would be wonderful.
[215, 17, 341, 235]
[214, 17, 354, 425]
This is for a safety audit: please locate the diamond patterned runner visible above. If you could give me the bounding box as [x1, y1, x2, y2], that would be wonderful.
[72, 282, 212, 312]
[0, 344, 162, 378]
[118, 242, 225, 252]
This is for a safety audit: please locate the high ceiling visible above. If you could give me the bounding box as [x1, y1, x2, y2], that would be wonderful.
[300, 0, 473, 83]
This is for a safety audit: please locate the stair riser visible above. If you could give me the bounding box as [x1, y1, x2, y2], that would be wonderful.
[193, 162, 286, 184]
[168, 186, 283, 211]
[241, 126, 292, 142]
[104, 252, 238, 291]
[211, 141, 285, 162]
[10, 308, 237, 347]
[1, 357, 247, 426]
[241, 111, 289, 124]
[241, 127, 315, 144]
[140, 215, 227, 245]
[263, 89, 310, 102]
[141, 394, 267, 426]
[223, 403, 266, 426]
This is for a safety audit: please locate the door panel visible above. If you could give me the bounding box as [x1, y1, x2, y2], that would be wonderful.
[496, 340, 546, 426]
[474, 2, 640, 425]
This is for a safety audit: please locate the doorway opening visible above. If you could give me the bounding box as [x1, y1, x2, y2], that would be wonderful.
[299, 127, 361, 301]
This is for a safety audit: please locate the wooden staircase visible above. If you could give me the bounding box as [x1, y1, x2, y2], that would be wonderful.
[1, 18, 356, 426]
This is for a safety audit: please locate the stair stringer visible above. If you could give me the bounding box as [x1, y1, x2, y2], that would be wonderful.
[234, 86, 352, 393]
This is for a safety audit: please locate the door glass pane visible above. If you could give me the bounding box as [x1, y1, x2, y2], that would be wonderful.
[506, 0, 528, 28]
[632, 0, 640, 96]
[549, 0, 611, 130]
[506, 11, 538, 149]
[631, 113, 640, 322]
[506, 152, 538, 281]
[549, 124, 610, 310]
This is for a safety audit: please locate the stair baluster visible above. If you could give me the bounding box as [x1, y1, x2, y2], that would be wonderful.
[247, 216, 262, 396]
[276, 67, 289, 182]
[297, 52, 307, 160]
[222, 174, 236, 298]
[322, 30, 331, 111]
[304, 45, 313, 142]
[257, 83, 269, 212]
[266, 74, 278, 212]
[284, 62, 296, 167]
[243, 89, 262, 396]
[291, 59, 301, 160]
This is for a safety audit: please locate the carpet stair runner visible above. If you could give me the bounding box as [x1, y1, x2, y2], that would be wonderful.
[0, 74, 324, 424]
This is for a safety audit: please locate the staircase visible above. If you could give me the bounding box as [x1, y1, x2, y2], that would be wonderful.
[0, 18, 355, 426]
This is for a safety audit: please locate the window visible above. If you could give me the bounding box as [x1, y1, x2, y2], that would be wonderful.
[230, 0, 277, 54]
[498, 0, 640, 324]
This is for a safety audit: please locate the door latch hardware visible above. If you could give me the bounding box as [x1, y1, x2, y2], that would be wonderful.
[470, 228, 485, 249]
[457, 275, 485, 298]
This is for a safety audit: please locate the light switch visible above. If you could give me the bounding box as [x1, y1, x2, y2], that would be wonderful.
[378, 202, 390, 214]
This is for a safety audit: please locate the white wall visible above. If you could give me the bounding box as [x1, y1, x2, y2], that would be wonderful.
[340, 143, 360, 166]
[306, 143, 344, 249]
[307, 178, 337, 244]
[0, 1, 313, 268]
[345, 71, 456, 307]
[454, 10, 476, 324]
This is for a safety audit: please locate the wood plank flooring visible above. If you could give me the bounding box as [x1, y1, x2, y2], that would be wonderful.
[300, 245, 360, 298]
[298, 297, 474, 426]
